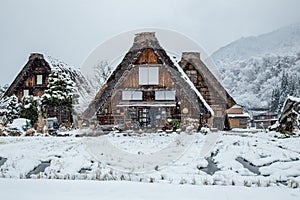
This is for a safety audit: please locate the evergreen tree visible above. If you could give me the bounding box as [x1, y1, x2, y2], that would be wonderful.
[270, 72, 299, 112]
[270, 88, 280, 112]
[42, 70, 76, 123]
[287, 75, 296, 95]
[5, 95, 20, 123]
[278, 72, 289, 111]
[20, 96, 40, 125]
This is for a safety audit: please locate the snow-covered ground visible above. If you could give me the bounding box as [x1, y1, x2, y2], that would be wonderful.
[1, 179, 299, 200]
[0, 130, 299, 191]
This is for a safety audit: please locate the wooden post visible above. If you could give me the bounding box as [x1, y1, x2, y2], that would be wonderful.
[37, 108, 44, 133]
[78, 119, 83, 129]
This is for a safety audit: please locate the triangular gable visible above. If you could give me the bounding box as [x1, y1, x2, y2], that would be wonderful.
[279, 96, 300, 123]
[4, 53, 51, 98]
[135, 48, 162, 64]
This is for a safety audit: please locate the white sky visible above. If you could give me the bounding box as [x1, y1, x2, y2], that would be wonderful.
[1, 0, 300, 85]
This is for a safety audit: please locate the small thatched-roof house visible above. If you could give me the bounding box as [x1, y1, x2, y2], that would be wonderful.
[3, 53, 93, 123]
[82, 32, 214, 131]
[178, 52, 236, 130]
[275, 96, 300, 134]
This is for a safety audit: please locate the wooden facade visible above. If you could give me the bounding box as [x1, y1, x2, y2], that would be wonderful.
[252, 112, 277, 129]
[179, 52, 236, 130]
[83, 32, 212, 131]
[226, 105, 250, 129]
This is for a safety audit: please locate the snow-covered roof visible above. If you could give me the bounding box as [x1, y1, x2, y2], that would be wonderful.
[231, 104, 242, 109]
[44, 55, 81, 74]
[280, 95, 300, 115]
[279, 95, 300, 124]
[283, 95, 300, 107]
[44, 55, 93, 114]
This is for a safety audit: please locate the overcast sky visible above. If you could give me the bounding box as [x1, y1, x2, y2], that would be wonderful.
[1, 0, 300, 85]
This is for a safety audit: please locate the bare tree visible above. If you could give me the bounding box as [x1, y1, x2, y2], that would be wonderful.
[90, 60, 112, 90]
[0, 84, 8, 99]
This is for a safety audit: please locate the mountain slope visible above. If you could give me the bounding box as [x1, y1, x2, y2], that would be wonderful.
[211, 23, 300, 109]
[217, 54, 300, 108]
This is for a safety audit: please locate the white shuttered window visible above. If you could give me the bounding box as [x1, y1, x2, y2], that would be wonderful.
[122, 91, 143, 101]
[155, 91, 175, 100]
[139, 67, 159, 85]
[37, 75, 43, 85]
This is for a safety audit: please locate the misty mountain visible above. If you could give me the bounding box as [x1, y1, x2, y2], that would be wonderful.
[212, 23, 300, 62]
[211, 23, 300, 109]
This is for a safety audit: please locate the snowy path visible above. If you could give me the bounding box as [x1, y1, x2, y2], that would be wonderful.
[199, 132, 221, 158]
[0, 179, 299, 200]
[84, 133, 195, 173]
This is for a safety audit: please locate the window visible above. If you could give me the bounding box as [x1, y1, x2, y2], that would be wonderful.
[138, 108, 150, 127]
[139, 67, 159, 85]
[143, 91, 155, 101]
[23, 90, 29, 97]
[155, 91, 176, 100]
[186, 70, 198, 84]
[36, 75, 43, 85]
[239, 120, 248, 125]
[122, 91, 143, 101]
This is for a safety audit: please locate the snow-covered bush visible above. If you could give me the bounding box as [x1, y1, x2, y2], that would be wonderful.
[19, 96, 40, 126]
[1, 95, 20, 123]
[42, 70, 77, 124]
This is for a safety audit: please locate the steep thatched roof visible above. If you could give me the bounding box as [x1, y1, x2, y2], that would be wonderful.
[82, 32, 213, 120]
[4, 53, 51, 97]
[179, 52, 236, 109]
[279, 96, 300, 123]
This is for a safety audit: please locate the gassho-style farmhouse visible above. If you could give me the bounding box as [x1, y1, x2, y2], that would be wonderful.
[2, 32, 253, 132]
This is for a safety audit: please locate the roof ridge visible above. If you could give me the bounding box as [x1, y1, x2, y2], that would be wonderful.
[130, 32, 163, 51]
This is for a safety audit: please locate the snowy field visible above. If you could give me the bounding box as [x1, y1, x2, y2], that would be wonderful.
[0, 130, 300, 199]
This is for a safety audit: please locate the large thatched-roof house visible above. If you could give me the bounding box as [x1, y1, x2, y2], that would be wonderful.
[82, 32, 236, 131]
